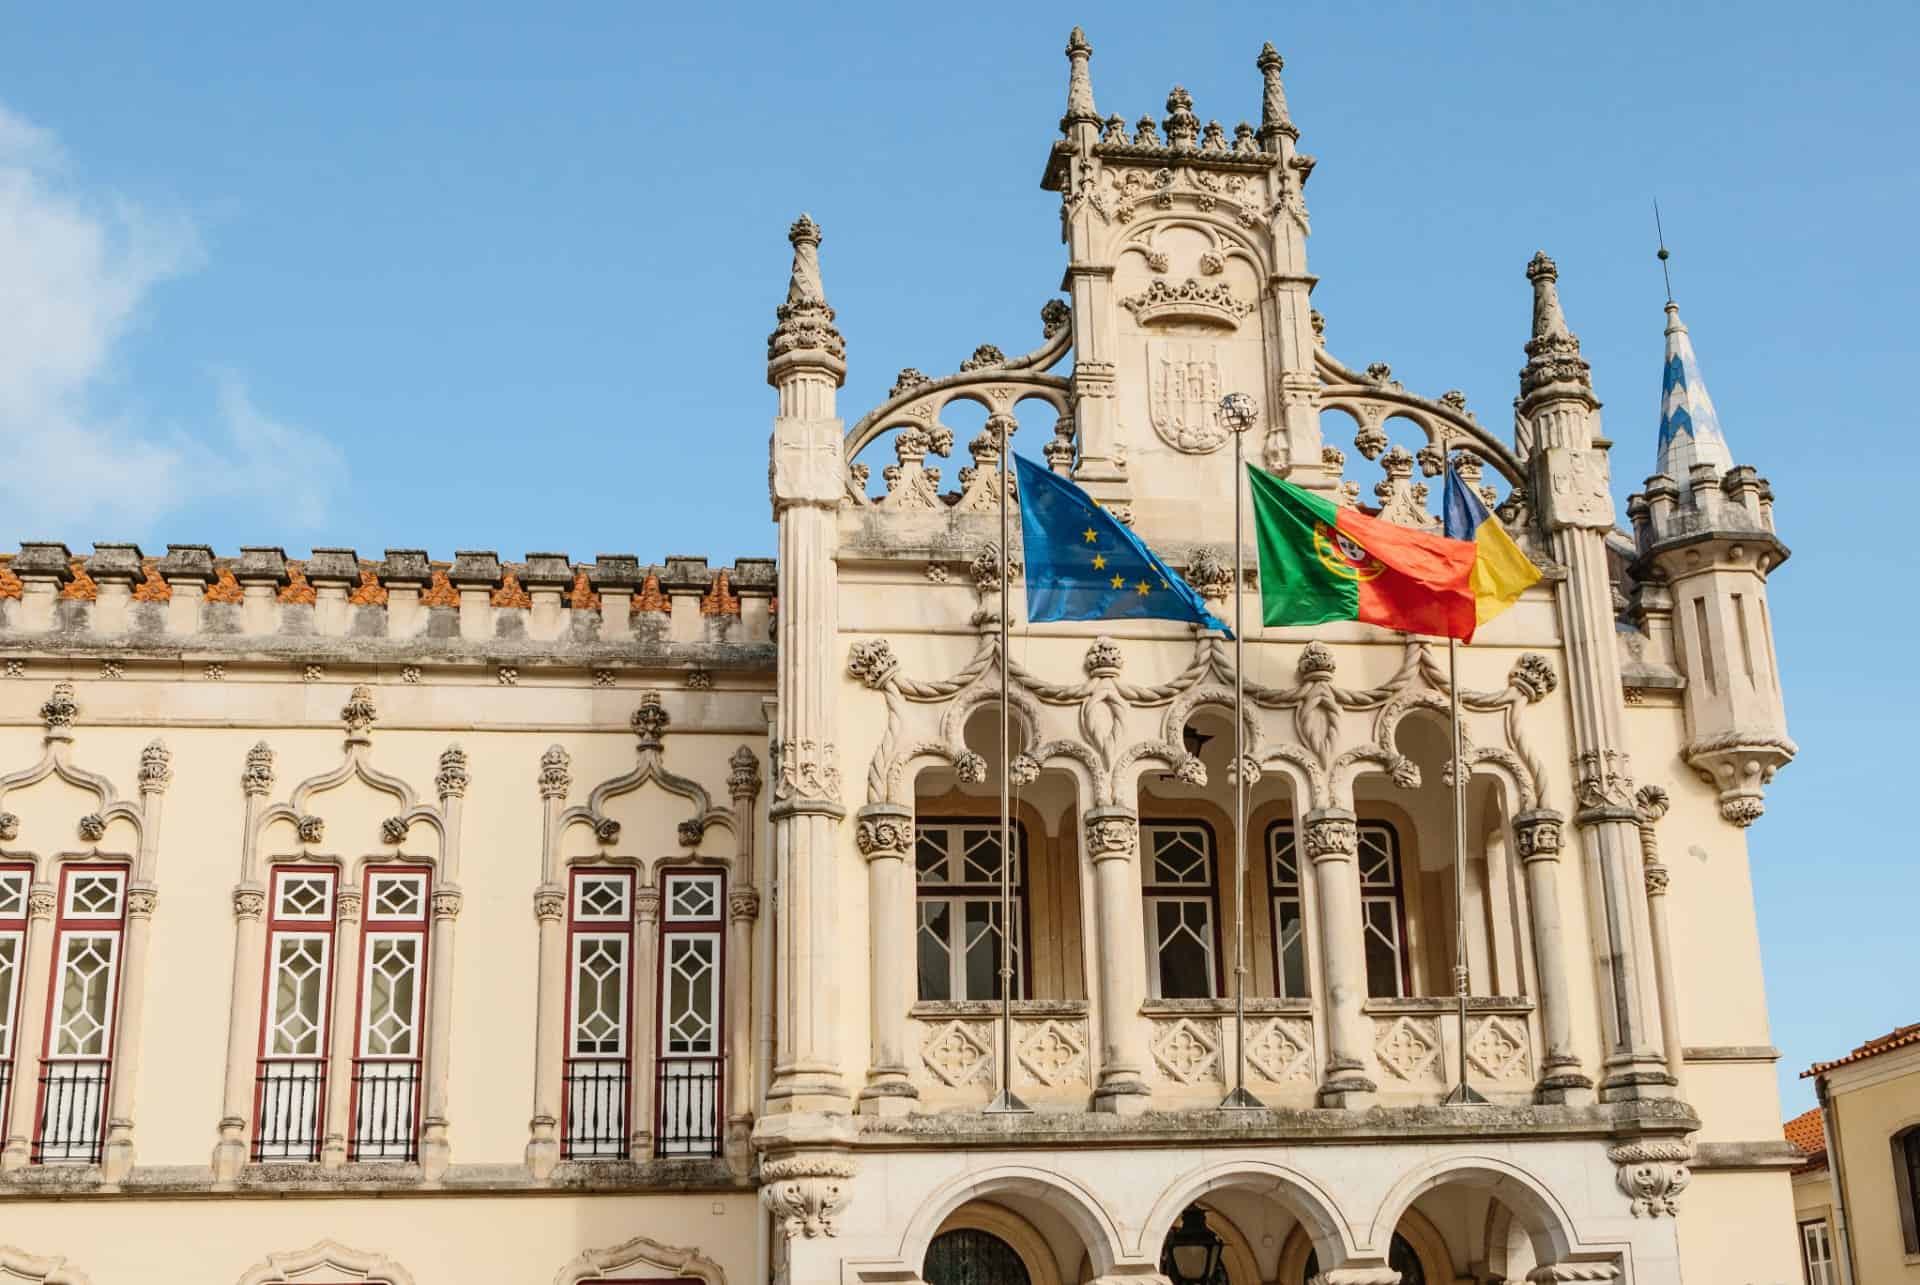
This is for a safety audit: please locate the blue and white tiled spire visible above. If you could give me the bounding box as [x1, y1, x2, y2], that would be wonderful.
[1655, 300, 1734, 479]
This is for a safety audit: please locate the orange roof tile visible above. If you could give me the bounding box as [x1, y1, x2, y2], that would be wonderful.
[1804, 1022, 1920, 1078]
[1784, 1106, 1825, 1155]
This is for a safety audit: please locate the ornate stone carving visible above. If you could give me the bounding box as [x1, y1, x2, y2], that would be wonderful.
[431, 888, 462, 920]
[969, 543, 1020, 593]
[296, 814, 325, 844]
[1513, 810, 1564, 861]
[728, 746, 762, 800]
[1146, 341, 1236, 453]
[728, 887, 761, 921]
[336, 888, 362, 922]
[952, 750, 987, 784]
[1521, 253, 1593, 397]
[594, 817, 622, 844]
[1083, 808, 1137, 859]
[1607, 1139, 1692, 1216]
[1, 660, 22, 678]
[890, 367, 929, 398]
[1684, 733, 1795, 828]
[1120, 278, 1254, 327]
[1574, 750, 1636, 812]
[846, 639, 899, 689]
[138, 738, 172, 791]
[633, 886, 662, 924]
[381, 816, 410, 845]
[0, 812, 17, 842]
[99, 658, 124, 680]
[1245, 1017, 1314, 1083]
[303, 663, 326, 683]
[760, 1153, 857, 1239]
[1373, 445, 1438, 530]
[1511, 653, 1558, 702]
[233, 887, 266, 920]
[1298, 641, 1336, 679]
[539, 745, 572, 800]
[676, 818, 705, 848]
[77, 814, 106, 842]
[1467, 1015, 1532, 1080]
[28, 887, 55, 919]
[1016, 1018, 1088, 1087]
[436, 745, 469, 798]
[1374, 1015, 1442, 1081]
[400, 665, 422, 684]
[632, 692, 670, 747]
[1152, 1016, 1222, 1084]
[127, 886, 158, 918]
[40, 681, 77, 732]
[959, 344, 1006, 372]
[1008, 753, 1041, 786]
[920, 1020, 993, 1087]
[767, 214, 846, 364]
[1083, 635, 1123, 677]
[1186, 548, 1233, 602]
[534, 887, 566, 921]
[1040, 298, 1071, 337]
[340, 686, 376, 735]
[771, 738, 842, 802]
[1304, 811, 1357, 860]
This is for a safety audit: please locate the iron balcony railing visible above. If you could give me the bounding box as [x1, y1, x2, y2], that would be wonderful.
[34, 1059, 110, 1164]
[563, 1057, 630, 1159]
[655, 1055, 722, 1158]
[349, 1058, 420, 1163]
[254, 1058, 326, 1162]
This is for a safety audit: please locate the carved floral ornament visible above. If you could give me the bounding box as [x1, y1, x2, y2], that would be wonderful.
[0, 683, 160, 854]
[760, 1152, 858, 1239]
[1607, 1139, 1692, 1218]
[844, 630, 1558, 820]
[551, 693, 744, 854]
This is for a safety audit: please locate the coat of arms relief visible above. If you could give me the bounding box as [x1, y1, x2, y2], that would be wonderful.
[1148, 340, 1251, 454]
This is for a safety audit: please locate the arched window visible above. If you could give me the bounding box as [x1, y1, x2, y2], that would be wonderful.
[924, 1228, 1032, 1285]
[1141, 822, 1220, 1000]
[1895, 1123, 1920, 1256]
[915, 821, 1026, 1002]
[1266, 820, 1408, 998]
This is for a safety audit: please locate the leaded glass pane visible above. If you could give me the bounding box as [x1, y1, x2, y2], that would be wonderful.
[1152, 899, 1214, 999]
[663, 935, 717, 1055]
[571, 935, 627, 1056]
[915, 831, 950, 884]
[1357, 825, 1396, 887]
[1362, 898, 1403, 999]
[1274, 897, 1307, 998]
[268, 935, 328, 1056]
[916, 901, 952, 1002]
[575, 875, 629, 921]
[53, 934, 115, 1056]
[0, 872, 27, 918]
[363, 936, 421, 1056]
[276, 873, 331, 920]
[370, 875, 424, 920]
[66, 872, 122, 918]
[1149, 827, 1210, 885]
[1270, 827, 1299, 889]
[666, 874, 719, 922]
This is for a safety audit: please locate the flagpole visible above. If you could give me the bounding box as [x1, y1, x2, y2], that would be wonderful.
[986, 412, 1029, 1114]
[1443, 634, 1487, 1105]
[1219, 394, 1262, 1110]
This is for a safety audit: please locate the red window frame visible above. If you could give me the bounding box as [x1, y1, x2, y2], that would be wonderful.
[34, 862, 130, 1163]
[349, 864, 431, 1161]
[654, 868, 725, 1157]
[561, 866, 635, 1159]
[0, 862, 31, 1127]
[252, 865, 338, 1160]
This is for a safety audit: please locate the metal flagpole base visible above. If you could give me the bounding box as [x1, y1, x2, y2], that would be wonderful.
[1218, 1085, 1267, 1111]
[1443, 1081, 1490, 1105]
[984, 1090, 1033, 1114]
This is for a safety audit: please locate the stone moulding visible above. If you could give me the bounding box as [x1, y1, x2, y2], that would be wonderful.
[553, 1234, 725, 1285]
[235, 1239, 415, 1285]
[0, 1246, 90, 1285]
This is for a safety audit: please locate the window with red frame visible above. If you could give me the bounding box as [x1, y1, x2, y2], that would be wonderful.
[0, 865, 29, 1130]
[564, 867, 633, 1159]
[36, 864, 128, 1163]
[254, 866, 336, 1161]
[656, 870, 723, 1158]
[351, 867, 429, 1162]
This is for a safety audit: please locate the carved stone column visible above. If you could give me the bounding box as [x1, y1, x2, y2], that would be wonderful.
[100, 883, 158, 1184]
[629, 885, 661, 1156]
[319, 885, 363, 1169]
[1635, 787, 1685, 1088]
[1, 883, 57, 1169]
[1521, 253, 1672, 1102]
[764, 212, 851, 1113]
[525, 882, 566, 1180]
[1084, 806, 1150, 1112]
[1304, 807, 1376, 1108]
[725, 747, 763, 1164]
[854, 804, 915, 1115]
[1514, 810, 1592, 1104]
[419, 886, 462, 1181]
[212, 883, 268, 1184]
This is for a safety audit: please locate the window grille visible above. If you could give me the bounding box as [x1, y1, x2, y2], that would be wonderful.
[656, 872, 722, 1157]
[565, 869, 633, 1159]
[351, 867, 428, 1162]
[255, 867, 335, 1161]
[913, 823, 1025, 1003]
[1141, 822, 1219, 1000]
[35, 865, 126, 1164]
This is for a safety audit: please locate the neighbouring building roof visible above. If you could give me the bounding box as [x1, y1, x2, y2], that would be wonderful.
[1803, 1022, 1920, 1078]
[1784, 1105, 1828, 1172]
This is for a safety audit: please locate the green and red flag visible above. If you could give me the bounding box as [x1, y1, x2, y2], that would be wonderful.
[1246, 464, 1478, 641]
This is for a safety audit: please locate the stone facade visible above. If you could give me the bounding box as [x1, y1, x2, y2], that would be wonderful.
[0, 29, 1800, 1285]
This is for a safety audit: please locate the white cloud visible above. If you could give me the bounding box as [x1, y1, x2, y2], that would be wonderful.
[0, 101, 343, 540]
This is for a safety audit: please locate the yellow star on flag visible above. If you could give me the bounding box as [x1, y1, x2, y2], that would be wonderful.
[1110, 573, 1126, 589]
[1083, 527, 1098, 544]
[1091, 554, 1106, 570]
[1135, 580, 1151, 596]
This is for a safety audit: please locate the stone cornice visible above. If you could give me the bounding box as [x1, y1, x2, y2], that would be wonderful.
[0, 1158, 747, 1200]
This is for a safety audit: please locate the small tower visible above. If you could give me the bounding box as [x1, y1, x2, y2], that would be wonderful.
[1628, 298, 1793, 826]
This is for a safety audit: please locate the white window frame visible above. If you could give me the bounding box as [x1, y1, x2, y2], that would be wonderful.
[0, 930, 21, 1061]
[1140, 823, 1218, 1001]
[663, 872, 722, 925]
[1799, 1219, 1834, 1285]
[569, 931, 631, 1059]
[367, 871, 427, 922]
[1356, 822, 1409, 999]
[0, 870, 27, 919]
[274, 870, 335, 922]
[914, 822, 1025, 1003]
[573, 872, 632, 923]
[1268, 825, 1310, 999]
[62, 869, 125, 921]
[357, 932, 424, 1060]
[48, 932, 121, 1060]
[264, 931, 332, 1059]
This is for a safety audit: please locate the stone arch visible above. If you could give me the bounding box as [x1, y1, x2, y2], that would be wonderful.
[552, 1233, 724, 1285]
[932, 1201, 1067, 1285]
[234, 1239, 415, 1285]
[1273, 1205, 1449, 1285]
[0, 1246, 90, 1285]
[898, 1165, 1126, 1279]
[1139, 1159, 1355, 1269]
[1368, 1155, 1579, 1267]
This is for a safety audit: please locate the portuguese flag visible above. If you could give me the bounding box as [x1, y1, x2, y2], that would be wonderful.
[1247, 465, 1478, 641]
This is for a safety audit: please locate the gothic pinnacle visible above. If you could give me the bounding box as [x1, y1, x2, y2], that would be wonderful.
[1520, 251, 1591, 398]
[1257, 41, 1297, 147]
[1062, 26, 1100, 135]
[1163, 85, 1199, 148]
[767, 211, 846, 378]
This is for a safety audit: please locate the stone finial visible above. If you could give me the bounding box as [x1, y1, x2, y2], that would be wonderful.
[40, 681, 78, 733]
[139, 739, 173, 791]
[1521, 252, 1592, 397]
[341, 686, 377, 736]
[1232, 121, 1258, 154]
[243, 741, 276, 797]
[1061, 27, 1100, 134]
[1102, 113, 1127, 143]
[728, 746, 763, 800]
[1084, 635, 1123, 677]
[632, 692, 670, 748]
[538, 745, 572, 800]
[437, 745, 470, 799]
[768, 213, 846, 376]
[1201, 120, 1228, 151]
[1297, 641, 1336, 680]
[1163, 86, 1199, 148]
[1257, 42, 1297, 146]
[1133, 115, 1160, 147]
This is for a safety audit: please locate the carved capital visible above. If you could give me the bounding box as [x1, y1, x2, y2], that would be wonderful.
[771, 738, 843, 804]
[126, 885, 158, 919]
[233, 886, 267, 921]
[243, 741, 276, 796]
[1643, 863, 1670, 896]
[539, 745, 572, 800]
[1513, 809, 1565, 862]
[436, 745, 470, 799]
[1083, 806, 1137, 861]
[855, 804, 913, 860]
[727, 746, 762, 800]
[431, 888, 463, 920]
[633, 887, 662, 925]
[139, 739, 173, 792]
[728, 888, 762, 922]
[1303, 808, 1358, 861]
[759, 1152, 857, 1239]
[335, 889, 363, 923]
[1573, 750, 1636, 815]
[1607, 1139, 1692, 1217]
[28, 885, 56, 919]
[534, 885, 566, 921]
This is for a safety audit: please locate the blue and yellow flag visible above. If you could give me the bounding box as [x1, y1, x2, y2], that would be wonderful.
[1441, 465, 1541, 626]
[1014, 455, 1230, 636]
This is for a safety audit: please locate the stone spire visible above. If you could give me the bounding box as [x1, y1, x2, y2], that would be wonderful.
[767, 213, 846, 384]
[1519, 252, 1592, 400]
[1162, 86, 1199, 149]
[1061, 27, 1100, 136]
[1655, 300, 1735, 480]
[1256, 42, 1297, 149]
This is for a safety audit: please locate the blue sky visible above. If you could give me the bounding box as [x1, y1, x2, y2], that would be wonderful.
[3, 2, 1912, 1113]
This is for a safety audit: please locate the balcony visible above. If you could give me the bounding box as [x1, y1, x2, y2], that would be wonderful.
[253, 1058, 326, 1162]
[34, 1059, 109, 1164]
[349, 1059, 420, 1163]
[655, 1056, 721, 1158]
[563, 1057, 629, 1160]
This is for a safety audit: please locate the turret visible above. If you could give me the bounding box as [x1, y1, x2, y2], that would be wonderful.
[1627, 299, 1793, 826]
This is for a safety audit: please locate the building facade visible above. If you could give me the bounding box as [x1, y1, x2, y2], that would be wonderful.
[1788, 1026, 1920, 1284]
[0, 28, 1805, 1285]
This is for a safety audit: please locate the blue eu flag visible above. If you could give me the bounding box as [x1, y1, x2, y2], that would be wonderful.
[1014, 454, 1231, 637]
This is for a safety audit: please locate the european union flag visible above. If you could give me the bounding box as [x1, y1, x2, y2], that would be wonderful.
[1014, 454, 1231, 637]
